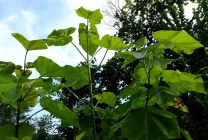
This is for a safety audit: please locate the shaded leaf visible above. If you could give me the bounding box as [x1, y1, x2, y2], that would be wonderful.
[135, 37, 146, 49]
[120, 108, 180, 140]
[40, 97, 79, 128]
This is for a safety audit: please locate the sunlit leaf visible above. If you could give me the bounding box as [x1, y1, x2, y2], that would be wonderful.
[92, 34, 131, 50]
[12, 33, 47, 50]
[47, 27, 75, 46]
[135, 37, 146, 49]
[76, 7, 103, 24]
[94, 92, 117, 107]
[162, 70, 206, 93]
[33, 56, 62, 77]
[78, 23, 99, 56]
[153, 30, 203, 54]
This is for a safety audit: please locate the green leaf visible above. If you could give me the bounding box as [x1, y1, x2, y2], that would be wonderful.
[78, 23, 99, 56]
[119, 81, 146, 98]
[18, 123, 35, 140]
[120, 108, 180, 140]
[64, 65, 89, 90]
[135, 37, 146, 49]
[116, 50, 147, 68]
[94, 92, 117, 107]
[40, 97, 79, 128]
[47, 27, 75, 46]
[76, 132, 86, 140]
[33, 56, 62, 77]
[92, 34, 131, 50]
[4, 137, 18, 140]
[76, 7, 103, 24]
[153, 30, 203, 54]
[162, 70, 206, 93]
[0, 74, 21, 104]
[0, 124, 15, 139]
[156, 87, 180, 109]
[12, 33, 47, 50]
[133, 65, 163, 86]
[114, 102, 130, 118]
[0, 61, 15, 74]
[180, 129, 193, 140]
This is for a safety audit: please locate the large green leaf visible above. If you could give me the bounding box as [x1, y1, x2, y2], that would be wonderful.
[133, 65, 163, 86]
[0, 74, 21, 104]
[64, 65, 89, 90]
[40, 97, 79, 128]
[120, 108, 180, 140]
[92, 34, 131, 50]
[76, 7, 103, 24]
[33, 56, 62, 77]
[4, 137, 18, 140]
[78, 23, 99, 56]
[162, 70, 206, 93]
[12, 33, 47, 51]
[47, 27, 75, 46]
[152, 30, 203, 54]
[94, 92, 117, 107]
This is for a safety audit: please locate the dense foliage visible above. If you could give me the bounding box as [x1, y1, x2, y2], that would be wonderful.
[0, 5, 206, 140]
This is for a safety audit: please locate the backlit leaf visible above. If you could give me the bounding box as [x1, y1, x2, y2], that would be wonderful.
[40, 97, 79, 128]
[94, 92, 117, 107]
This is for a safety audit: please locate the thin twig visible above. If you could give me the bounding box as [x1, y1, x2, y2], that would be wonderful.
[66, 88, 85, 104]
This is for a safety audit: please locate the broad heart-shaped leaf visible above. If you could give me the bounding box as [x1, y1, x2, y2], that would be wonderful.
[116, 49, 147, 68]
[33, 56, 62, 77]
[133, 65, 163, 86]
[162, 70, 206, 93]
[0, 74, 21, 104]
[94, 92, 117, 107]
[0, 123, 34, 140]
[12, 33, 47, 51]
[76, 7, 103, 24]
[40, 97, 79, 128]
[78, 23, 99, 56]
[46, 27, 75, 46]
[152, 30, 203, 54]
[0, 61, 15, 74]
[92, 34, 131, 50]
[120, 108, 180, 140]
[135, 37, 146, 49]
[64, 65, 89, 90]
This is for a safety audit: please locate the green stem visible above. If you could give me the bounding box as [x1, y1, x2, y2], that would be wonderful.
[22, 109, 44, 124]
[86, 19, 96, 140]
[145, 68, 151, 109]
[71, 42, 87, 61]
[23, 50, 28, 76]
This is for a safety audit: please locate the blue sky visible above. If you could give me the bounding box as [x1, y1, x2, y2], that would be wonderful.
[0, 0, 117, 117]
[0, 0, 116, 68]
